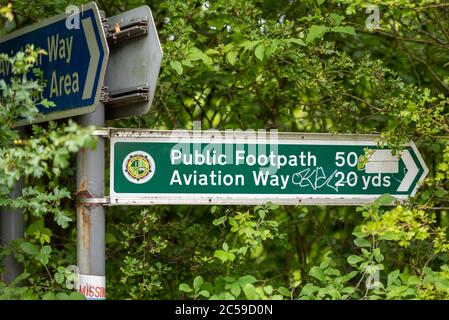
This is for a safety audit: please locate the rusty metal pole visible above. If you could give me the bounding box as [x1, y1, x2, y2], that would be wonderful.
[76, 102, 106, 300]
[1, 177, 24, 283]
[1, 126, 25, 283]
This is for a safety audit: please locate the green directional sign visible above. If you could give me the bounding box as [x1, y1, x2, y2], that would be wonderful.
[110, 130, 428, 205]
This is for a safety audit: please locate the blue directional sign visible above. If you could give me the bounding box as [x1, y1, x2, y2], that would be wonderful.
[0, 2, 109, 125]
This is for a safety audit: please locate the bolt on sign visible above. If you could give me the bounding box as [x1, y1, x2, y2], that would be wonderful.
[0, 2, 109, 126]
[109, 129, 428, 206]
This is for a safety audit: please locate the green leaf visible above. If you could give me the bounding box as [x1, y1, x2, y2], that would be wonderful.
[263, 285, 273, 295]
[431, 143, 441, 152]
[286, 38, 306, 46]
[20, 242, 38, 255]
[352, 226, 366, 238]
[55, 272, 64, 284]
[277, 287, 290, 297]
[238, 246, 248, 255]
[388, 270, 400, 287]
[226, 51, 238, 66]
[435, 189, 447, 198]
[41, 245, 52, 255]
[421, 191, 431, 200]
[299, 283, 319, 296]
[198, 290, 210, 298]
[202, 281, 214, 293]
[222, 43, 234, 54]
[214, 250, 235, 262]
[193, 276, 204, 291]
[341, 271, 358, 283]
[240, 40, 259, 52]
[40, 99, 55, 108]
[205, 49, 219, 55]
[200, 54, 213, 66]
[170, 60, 183, 75]
[213, 216, 226, 226]
[347, 255, 364, 265]
[214, 250, 227, 262]
[242, 283, 257, 300]
[407, 275, 419, 286]
[341, 287, 355, 294]
[179, 283, 193, 293]
[55, 292, 69, 300]
[54, 210, 72, 229]
[375, 194, 394, 205]
[36, 254, 49, 265]
[68, 292, 85, 300]
[309, 266, 326, 282]
[239, 275, 258, 286]
[181, 59, 194, 67]
[228, 217, 238, 227]
[331, 26, 356, 36]
[53, 150, 69, 168]
[224, 292, 236, 300]
[255, 44, 265, 61]
[258, 209, 266, 219]
[373, 248, 384, 263]
[230, 282, 241, 297]
[320, 260, 329, 269]
[329, 13, 343, 26]
[354, 237, 371, 247]
[42, 292, 56, 300]
[105, 232, 117, 244]
[378, 231, 399, 241]
[433, 277, 449, 291]
[324, 267, 341, 277]
[306, 25, 328, 43]
[27, 219, 51, 237]
[186, 49, 204, 61]
[11, 272, 30, 286]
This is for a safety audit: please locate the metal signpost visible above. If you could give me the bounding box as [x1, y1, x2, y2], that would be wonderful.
[73, 4, 162, 300]
[76, 103, 107, 300]
[110, 130, 428, 206]
[0, 2, 109, 126]
[0, 177, 24, 283]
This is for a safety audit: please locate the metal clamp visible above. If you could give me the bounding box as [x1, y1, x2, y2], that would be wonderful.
[106, 18, 149, 46]
[77, 197, 111, 206]
[100, 86, 109, 102]
[92, 128, 110, 137]
[102, 85, 150, 107]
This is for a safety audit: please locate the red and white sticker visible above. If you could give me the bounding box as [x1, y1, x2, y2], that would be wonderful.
[78, 274, 106, 300]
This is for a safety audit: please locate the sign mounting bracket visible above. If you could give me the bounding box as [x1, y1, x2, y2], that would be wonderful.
[106, 18, 149, 46]
[102, 85, 150, 107]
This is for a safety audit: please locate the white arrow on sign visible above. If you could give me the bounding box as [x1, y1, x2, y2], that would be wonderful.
[397, 150, 419, 192]
[81, 17, 101, 100]
[365, 147, 425, 193]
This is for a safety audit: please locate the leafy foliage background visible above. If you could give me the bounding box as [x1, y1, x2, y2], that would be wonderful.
[1, 0, 449, 299]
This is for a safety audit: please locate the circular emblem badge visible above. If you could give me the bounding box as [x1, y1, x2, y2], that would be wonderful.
[122, 151, 155, 184]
